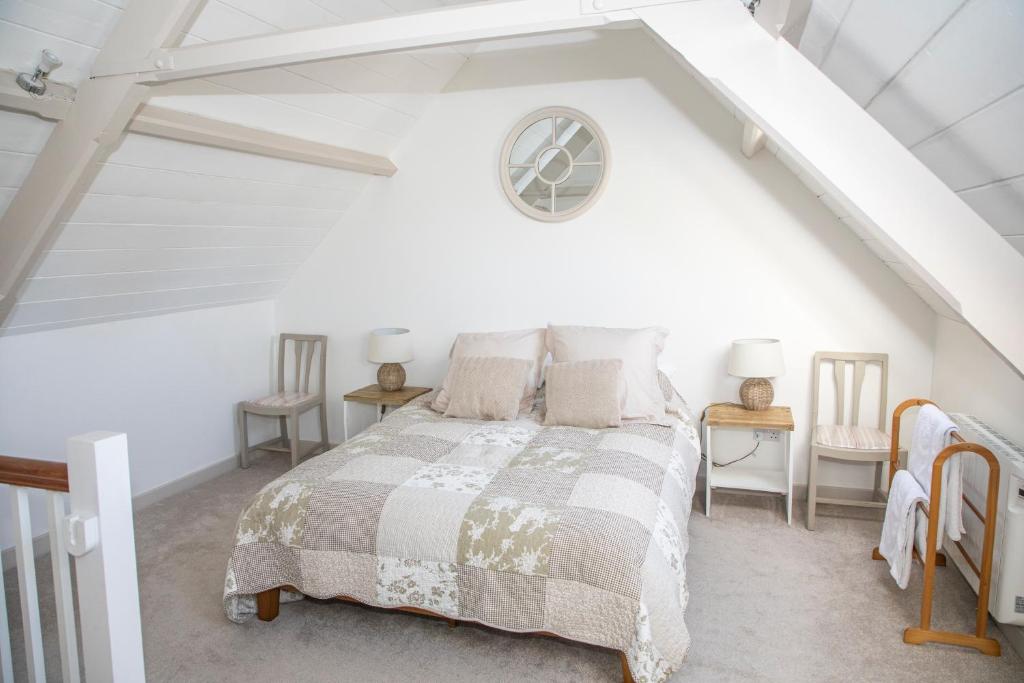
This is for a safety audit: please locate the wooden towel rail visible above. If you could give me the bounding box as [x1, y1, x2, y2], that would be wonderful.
[871, 398, 1001, 656]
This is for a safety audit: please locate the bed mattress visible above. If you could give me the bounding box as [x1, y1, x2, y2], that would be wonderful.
[224, 391, 700, 682]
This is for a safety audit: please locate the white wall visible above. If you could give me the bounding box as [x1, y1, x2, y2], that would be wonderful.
[276, 30, 937, 490]
[0, 300, 276, 549]
[932, 317, 1024, 446]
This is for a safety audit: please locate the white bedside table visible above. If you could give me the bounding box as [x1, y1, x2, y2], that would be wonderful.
[703, 403, 795, 525]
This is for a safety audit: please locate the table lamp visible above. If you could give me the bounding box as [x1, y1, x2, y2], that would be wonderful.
[369, 328, 413, 391]
[728, 338, 784, 411]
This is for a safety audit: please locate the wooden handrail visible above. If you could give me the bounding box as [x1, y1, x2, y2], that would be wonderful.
[0, 454, 69, 492]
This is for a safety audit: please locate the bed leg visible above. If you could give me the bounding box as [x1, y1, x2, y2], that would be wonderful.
[257, 588, 280, 622]
[619, 652, 634, 683]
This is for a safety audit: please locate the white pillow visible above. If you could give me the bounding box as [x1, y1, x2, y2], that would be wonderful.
[545, 325, 668, 422]
[431, 328, 547, 413]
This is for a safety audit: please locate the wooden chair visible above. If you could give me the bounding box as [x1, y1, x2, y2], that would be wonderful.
[239, 334, 328, 469]
[807, 351, 906, 530]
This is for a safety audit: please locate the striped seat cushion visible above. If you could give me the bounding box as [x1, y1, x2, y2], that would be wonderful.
[247, 391, 315, 408]
[815, 424, 891, 450]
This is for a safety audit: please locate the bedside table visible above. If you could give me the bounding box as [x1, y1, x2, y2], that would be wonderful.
[342, 384, 431, 441]
[703, 403, 795, 525]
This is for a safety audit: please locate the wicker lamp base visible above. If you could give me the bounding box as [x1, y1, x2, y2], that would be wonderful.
[377, 363, 407, 392]
[739, 377, 773, 411]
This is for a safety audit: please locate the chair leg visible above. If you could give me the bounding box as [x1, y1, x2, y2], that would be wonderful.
[239, 405, 250, 469]
[318, 401, 329, 451]
[289, 411, 300, 469]
[279, 415, 289, 448]
[807, 450, 818, 531]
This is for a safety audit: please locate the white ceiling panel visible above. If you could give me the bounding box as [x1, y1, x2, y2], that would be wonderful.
[958, 176, 1024, 237]
[6, 281, 286, 328]
[51, 224, 326, 251]
[34, 246, 312, 278]
[0, 109, 54, 153]
[821, 0, 964, 106]
[866, 0, 1024, 147]
[798, 0, 1024, 262]
[911, 85, 1024, 191]
[68, 193, 341, 230]
[146, 79, 400, 156]
[88, 163, 360, 211]
[19, 264, 297, 303]
[107, 134, 369, 192]
[1, 0, 479, 333]
[0, 151, 35, 187]
[796, 0, 851, 66]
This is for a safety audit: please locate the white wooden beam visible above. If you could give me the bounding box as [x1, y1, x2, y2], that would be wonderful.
[741, 119, 766, 158]
[0, 0, 204, 327]
[0, 76, 395, 175]
[0, 69, 73, 120]
[639, 0, 1024, 376]
[128, 105, 396, 176]
[92, 0, 641, 83]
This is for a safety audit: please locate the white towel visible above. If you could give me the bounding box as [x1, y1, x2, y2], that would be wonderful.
[908, 404, 962, 552]
[878, 470, 929, 589]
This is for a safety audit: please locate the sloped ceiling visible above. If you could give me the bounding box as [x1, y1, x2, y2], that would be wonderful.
[798, 0, 1024, 258]
[0, 0, 476, 334]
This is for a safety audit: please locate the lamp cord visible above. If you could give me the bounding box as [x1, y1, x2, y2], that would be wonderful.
[700, 401, 760, 468]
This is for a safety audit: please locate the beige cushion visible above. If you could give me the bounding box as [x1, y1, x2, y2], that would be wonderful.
[432, 328, 546, 413]
[544, 359, 624, 428]
[443, 356, 533, 421]
[546, 325, 667, 422]
[815, 424, 891, 450]
[247, 391, 315, 409]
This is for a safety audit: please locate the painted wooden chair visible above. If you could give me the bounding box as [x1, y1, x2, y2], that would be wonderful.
[807, 351, 906, 530]
[239, 334, 328, 469]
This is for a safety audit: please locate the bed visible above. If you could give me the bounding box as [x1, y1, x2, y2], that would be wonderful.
[223, 387, 700, 683]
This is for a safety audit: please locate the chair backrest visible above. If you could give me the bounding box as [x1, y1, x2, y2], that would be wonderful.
[811, 351, 889, 431]
[277, 334, 327, 397]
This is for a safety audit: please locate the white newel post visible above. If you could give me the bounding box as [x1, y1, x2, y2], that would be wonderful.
[66, 432, 145, 682]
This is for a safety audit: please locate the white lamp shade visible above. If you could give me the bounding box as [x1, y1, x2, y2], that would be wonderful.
[368, 328, 413, 364]
[727, 338, 784, 378]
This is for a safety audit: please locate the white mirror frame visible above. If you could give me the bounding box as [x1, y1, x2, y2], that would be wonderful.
[499, 106, 610, 223]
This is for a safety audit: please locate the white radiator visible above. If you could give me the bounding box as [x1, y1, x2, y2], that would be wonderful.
[948, 414, 1024, 626]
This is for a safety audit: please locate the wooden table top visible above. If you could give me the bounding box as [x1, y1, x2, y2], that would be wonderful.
[705, 403, 794, 430]
[344, 384, 431, 406]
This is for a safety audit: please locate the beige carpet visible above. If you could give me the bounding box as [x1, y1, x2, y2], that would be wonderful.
[5, 452, 1023, 682]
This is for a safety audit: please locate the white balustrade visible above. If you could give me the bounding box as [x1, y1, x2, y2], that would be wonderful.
[0, 432, 142, 683]
[12, 487, 45, 682]
[48, 491, 80, 683]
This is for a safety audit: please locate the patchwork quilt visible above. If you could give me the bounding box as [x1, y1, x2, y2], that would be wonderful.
[224, 390, 700, 683]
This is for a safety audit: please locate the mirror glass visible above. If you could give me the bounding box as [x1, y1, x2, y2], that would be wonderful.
[500, 108, 608, 222]
[536, 147, 572, 184]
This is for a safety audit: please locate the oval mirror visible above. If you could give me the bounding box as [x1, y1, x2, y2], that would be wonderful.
[499, 107, 609, 222]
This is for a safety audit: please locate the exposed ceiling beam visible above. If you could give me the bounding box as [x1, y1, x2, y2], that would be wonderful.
[0, 74, 395, 175]
[126, 106, 396, 176]
[639, 0, 1024, 376]
[0, 0, 204, 328]
[91, 0, 642, 84]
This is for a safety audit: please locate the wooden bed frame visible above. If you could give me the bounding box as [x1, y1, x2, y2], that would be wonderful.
[255, 586, 636, 683]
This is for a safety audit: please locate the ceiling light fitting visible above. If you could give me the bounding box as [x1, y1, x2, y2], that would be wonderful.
[16, 49, 63, 96]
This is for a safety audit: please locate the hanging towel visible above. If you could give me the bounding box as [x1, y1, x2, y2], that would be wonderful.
[908, 404, 962, 552]
[878, 470, 929, 589]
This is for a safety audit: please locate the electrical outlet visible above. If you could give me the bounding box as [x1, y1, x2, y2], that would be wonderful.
[753, 430, 781, 442]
